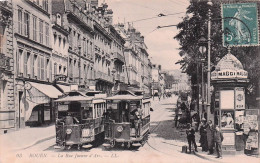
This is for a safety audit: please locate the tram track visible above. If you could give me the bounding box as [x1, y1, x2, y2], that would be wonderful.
[144, 100, 192, 158]
[144, 99, 214, 163]
[143, 103, 175, 156]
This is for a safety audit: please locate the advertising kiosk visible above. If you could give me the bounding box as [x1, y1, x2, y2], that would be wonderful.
[210, 51, 258, 154]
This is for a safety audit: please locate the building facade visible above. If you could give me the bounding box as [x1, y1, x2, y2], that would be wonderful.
[52, 0, 95, 89]
[108, 25, 126, 91]
[0, 0, 15, 132]
[115, 24, 152, 95]
[151, 64, 161, 95]
[13, 0, 65, 128]
[92, 3, 114, 95]
[51, 11, 69, 85]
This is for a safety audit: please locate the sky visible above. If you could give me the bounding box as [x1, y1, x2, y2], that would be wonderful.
[104, 0, 190, 70]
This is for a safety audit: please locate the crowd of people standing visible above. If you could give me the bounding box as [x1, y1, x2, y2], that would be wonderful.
[190, 119, 224, 159]
[174, 92, 224, 159]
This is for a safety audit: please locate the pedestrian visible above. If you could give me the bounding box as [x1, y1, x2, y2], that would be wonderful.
[214, 125, 223, 159]
[199, 118, 208, 152]
[134, 106, 142, 137]
[206, 120, 214, 155]
[186, 123, 198, 153]
[174, 107, 179, 128]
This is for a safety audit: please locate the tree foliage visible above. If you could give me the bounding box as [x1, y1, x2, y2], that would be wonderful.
[174, 0, 260, 106]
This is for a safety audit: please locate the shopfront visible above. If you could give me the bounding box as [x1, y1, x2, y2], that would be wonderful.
[24, 82, 63, 126]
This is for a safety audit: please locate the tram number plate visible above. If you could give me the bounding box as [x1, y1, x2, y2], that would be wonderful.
[80, 137, 91, 142]
[82, 129, 90, 137]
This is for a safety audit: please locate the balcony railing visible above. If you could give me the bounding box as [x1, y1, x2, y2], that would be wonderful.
[65, 1, 94, 31]
[113, 52, 124, 63]
[115, 73, 126, 83]
[95, 71, 113, 83]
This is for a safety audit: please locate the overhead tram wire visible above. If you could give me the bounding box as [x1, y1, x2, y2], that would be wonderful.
[128, 11, 185, 24]
[167, 0, 188, 6]
[157, 24, 178, 29]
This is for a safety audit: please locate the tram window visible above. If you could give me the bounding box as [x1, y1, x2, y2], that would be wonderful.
[82, 108, 93, 119]
[58, 111, 67, 119]
[97, 104, 100, 117]
[101, 103, 104, 116]
[98, 104, 101, 117]
[93, 104, 96, 118]
[97, 104, 99, 117]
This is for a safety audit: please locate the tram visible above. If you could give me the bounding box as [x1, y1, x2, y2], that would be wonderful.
[54, 90, 107, 150]
[103, 90, 151, 149]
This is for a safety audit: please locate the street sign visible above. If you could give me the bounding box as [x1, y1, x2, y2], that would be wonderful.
[222, 3, 259, 47]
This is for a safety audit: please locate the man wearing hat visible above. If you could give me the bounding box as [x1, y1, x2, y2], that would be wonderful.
[199, 118, 208, 152]
[214, 125, 224, 159]
[206, 120, 214, 155]
[186, 123, 198, 153]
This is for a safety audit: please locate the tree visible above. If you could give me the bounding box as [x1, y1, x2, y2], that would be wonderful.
[174, 0, 260, 107]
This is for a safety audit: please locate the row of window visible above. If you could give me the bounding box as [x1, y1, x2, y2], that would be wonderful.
[17, 49, 51, 81]
[53, 63, 66, 77]
[53, 34, 66, 50]
[68, 58, 93, 81]
[68, 28, 93, 57]
[17, 49, 70, 81]
[18, 8, 49, 46]
[29, 0, 49, 12]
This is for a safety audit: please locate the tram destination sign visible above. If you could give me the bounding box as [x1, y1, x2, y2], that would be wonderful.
[222, 3, 259, 47]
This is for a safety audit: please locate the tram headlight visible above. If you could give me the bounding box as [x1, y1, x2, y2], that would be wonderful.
[66, 128, 72, 134]
[117, 126, 123, 132]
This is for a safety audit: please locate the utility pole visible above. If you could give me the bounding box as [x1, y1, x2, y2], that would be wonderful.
[207, 0, 213, 121]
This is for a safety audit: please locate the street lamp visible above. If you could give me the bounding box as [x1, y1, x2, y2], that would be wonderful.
[198, 36, 207, 119]
[198, 0, 213, 121]
[207, 0, 213, 121]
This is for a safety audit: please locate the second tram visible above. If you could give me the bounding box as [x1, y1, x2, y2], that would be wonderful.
[103, 90, 151, 149]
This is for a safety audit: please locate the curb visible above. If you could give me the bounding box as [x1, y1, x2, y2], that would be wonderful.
[13, 134, 55, 151]
[193, 151, 222, 163]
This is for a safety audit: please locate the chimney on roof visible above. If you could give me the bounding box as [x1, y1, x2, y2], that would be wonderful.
[104, 9, 113, 25]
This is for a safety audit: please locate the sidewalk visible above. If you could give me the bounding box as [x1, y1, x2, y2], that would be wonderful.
[0, 124, 55, 152]
[156, 96, 259, 162]
[194, 146, 259, 163]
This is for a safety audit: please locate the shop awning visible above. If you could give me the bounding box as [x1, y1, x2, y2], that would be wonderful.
[29, 82, 63, 98]
[57, 84, 71, 93]
[55, 95, 93, 102]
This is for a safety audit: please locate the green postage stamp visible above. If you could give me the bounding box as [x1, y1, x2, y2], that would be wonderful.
[222, 3, 259, 47]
